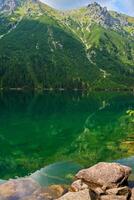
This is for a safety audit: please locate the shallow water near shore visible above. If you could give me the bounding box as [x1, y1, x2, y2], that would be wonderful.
[0, 91, 133, 183]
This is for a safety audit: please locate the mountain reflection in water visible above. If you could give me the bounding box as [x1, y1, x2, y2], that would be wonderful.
[0, 91, 133, 180]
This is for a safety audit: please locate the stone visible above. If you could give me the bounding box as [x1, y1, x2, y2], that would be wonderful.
[0, 178, 39, 199]
[76, 162, 132, 189]
[49, 185, 66, 198]
[0, 178, 62, 200]
[23, 188, 53, 200]
[106, 186, 131, 197]
[100, 195, 127, 200]
[71, 180, 88, 192]
[131, 188, 134, 200]
[57, 189, 92, 200]
[94, 187, 105, 195]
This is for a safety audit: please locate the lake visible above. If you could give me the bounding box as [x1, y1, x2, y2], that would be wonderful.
[0, 91, 134, 185]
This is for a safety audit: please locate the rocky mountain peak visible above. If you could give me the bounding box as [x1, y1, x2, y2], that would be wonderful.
[87, 2, 103, 9]
[0, 0, 19, 12]
[0, 0, 36, 12]
[86, 2, 128, 30]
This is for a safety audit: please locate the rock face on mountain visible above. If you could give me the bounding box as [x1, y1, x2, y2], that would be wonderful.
[87, 2, 119, 28]
[0, 0, 17, 11]
[86, 2, 129, 30]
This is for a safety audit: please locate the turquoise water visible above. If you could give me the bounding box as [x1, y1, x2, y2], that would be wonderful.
[0, 91, 133, 182]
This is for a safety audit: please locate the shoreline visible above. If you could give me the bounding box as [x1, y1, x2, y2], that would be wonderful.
[0, 162, 134, 199]
[0, 88, 134, 93]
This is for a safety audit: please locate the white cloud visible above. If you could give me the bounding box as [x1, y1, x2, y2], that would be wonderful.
[121, 0, 134, 16]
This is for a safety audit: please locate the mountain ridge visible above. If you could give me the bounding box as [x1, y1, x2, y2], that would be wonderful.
[0, 1, 134, 90]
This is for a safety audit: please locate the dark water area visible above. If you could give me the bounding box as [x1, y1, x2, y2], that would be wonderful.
[0, 91, 133, 183]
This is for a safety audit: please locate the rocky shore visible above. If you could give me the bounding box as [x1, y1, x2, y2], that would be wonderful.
[0, 162, 133, 200]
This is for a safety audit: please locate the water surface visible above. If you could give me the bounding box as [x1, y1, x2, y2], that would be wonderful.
[0, 91, 133, 182]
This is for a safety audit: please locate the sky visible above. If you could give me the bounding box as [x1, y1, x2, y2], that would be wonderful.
[40, 0, 134, 16]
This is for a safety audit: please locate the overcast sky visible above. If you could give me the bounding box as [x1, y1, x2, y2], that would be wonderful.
[40, 0, 134, 16]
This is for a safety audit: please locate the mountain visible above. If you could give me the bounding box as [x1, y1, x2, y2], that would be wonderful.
[0, 0, 134, 90]
[0, 0, 25, 12]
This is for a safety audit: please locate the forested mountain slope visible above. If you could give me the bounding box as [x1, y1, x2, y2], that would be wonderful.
[0, 0, 134, 89]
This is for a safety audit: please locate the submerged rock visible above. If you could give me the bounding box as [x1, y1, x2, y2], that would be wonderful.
[0, 178, 65, 200]
[49, 185, 67, 198]
[76, 162, 131, 189]
[0, 178, 39, 199]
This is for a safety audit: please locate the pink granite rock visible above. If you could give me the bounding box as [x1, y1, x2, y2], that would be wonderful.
[131, 188, 134, 200]
[100, 195, 128, 200]
[76, 162, 132, 189]
[71, 180, 88, 192]
[57, 189, 92, 200]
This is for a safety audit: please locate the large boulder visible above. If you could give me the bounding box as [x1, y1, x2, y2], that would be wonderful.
[76, 162, 132, 189]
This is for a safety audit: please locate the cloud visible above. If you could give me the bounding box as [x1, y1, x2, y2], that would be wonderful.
[40, 0, 134, 16]
[121, 0, 134, 16]
[40, 0, 89, 9]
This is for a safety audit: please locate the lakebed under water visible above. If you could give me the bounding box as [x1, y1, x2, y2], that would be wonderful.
[0, 91, 133, 185]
